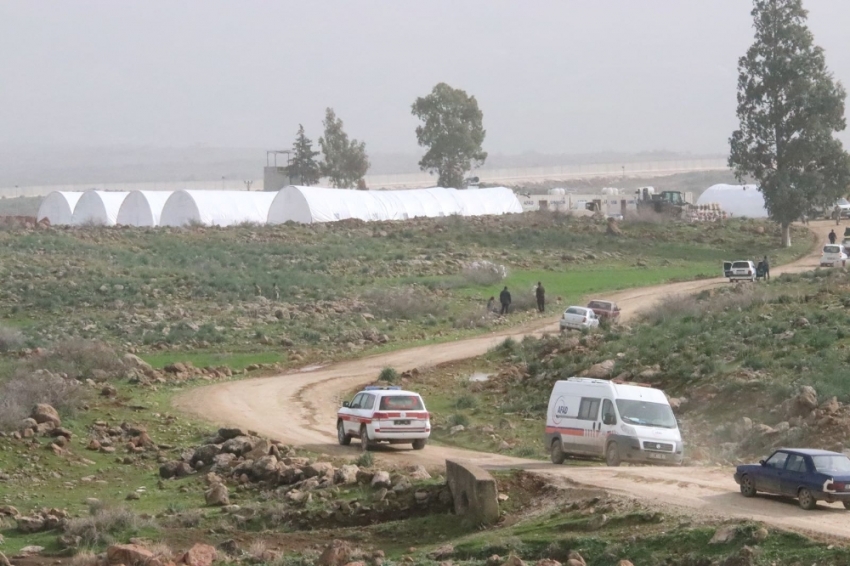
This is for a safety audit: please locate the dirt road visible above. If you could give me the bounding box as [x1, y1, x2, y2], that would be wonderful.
[176, 221, 849, 536]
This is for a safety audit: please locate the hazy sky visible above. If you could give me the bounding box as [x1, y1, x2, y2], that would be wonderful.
[3, 1, 850, 156]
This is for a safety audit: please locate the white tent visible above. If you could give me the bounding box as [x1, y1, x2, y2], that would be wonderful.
[116, 191, 174, 227]
[696, 184, 767, 218]
[71, 190, 130, 226]
[267, 186, 522, 224]
[159, 190, 277, 227]
[37, 191, 83, 225]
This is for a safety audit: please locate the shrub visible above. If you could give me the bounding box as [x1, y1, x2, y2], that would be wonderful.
[28, 339, 125, 380]
[363, 287, 446, 320]
[448, 413, 470, 427]
[64, 507, 154, 547]
[378, 367, 398, 383]
[0, 371, 87, 431]
[462, 261, 508, 285]
[0, 324, 24, 352]
[71, 551, 99, 566]
[455, 394, 478, 410]
[355, 451, 374, 468]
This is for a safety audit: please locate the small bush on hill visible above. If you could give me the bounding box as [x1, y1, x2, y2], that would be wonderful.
[0, 370, 86, 431]
[462, 261, 508, 286]
[364, 287, 446, 320]
[378, 367, 398, 383]
[27, 339, 125, 380]
[0, 324, 24, 352]
[64, 506, 154, 547]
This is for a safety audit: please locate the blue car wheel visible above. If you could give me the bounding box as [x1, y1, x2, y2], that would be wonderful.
[740, 474, 756, 497]
[798, 488, 817, 510]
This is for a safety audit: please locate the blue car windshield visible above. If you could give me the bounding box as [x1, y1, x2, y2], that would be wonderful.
[812, 455, 850, 474]
[615, 400, 677, 429]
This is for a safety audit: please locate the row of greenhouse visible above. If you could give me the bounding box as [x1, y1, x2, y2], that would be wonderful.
[36, 186, 524, 227]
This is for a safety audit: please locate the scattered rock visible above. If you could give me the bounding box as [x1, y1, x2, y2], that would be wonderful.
[752, 527, 769, 542]
[409, 465, 431, 480]
[178, 543, 217, 566]
[334, 464, 359, 485]
[789, 386, 819, 418]
[304, 462, 334, 478]
[583, 360, 615, 379]
[566, 551, 586, 566]
[0, 552, 9, 566]
[17, 546, 44, 556]
[501, 555, 526, 566]
[428, 544, 454, 560]
[204, 482, 230, 506]
[15, 516, 46, 534]
[318, 540, 352, 566]
[450, 425, 465, 435]
[107, 544, 155, 566]
[31, 404, 61, 427]
[710, 524, 738, 545]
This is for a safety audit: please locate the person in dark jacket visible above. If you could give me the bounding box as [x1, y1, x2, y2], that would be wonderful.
[499, 286, 511, 315]
[762, 255, 770, 281]
[536, 282, 545, 312]
[829, 229, 837, 244]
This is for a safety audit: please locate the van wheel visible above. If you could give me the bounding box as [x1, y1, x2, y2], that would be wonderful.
[550, 439, 566, 465]
[360, 426, 373, 452]
[337, 421, 350, 446]
[605, 442, 621, 467]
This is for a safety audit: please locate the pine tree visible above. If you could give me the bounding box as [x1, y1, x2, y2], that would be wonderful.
[286, 125, 321, 186]
[730, 0, 850, 247]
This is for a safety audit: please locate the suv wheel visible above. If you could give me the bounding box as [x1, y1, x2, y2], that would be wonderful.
[337, 420, 351, 446]
[412, 439, 426, 450]
[360, 426, 373, 452]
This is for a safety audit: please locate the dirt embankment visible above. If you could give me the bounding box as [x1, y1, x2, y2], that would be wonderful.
[176, 222, 850, 538]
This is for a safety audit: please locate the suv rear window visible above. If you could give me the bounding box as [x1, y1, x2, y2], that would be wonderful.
[732, 261, 750, 269]
[824, 245, 841, 254]
[379, 395, 424, 410]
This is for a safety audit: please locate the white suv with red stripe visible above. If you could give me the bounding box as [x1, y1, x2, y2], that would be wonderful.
[337, 386, 431, 451]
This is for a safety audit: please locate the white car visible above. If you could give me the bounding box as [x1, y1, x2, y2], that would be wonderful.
[821, 244, 848, 267]
[337, 386, 430, 451]
[723, 260, 757, 282]
[559, 306, 599, 331]
[837, 198, 850, 217]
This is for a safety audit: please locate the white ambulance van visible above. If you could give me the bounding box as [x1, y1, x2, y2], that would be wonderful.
[544, 378, 684, 466]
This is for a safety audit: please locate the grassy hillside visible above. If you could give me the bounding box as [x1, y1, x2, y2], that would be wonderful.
[419, 268, 850, 463]
[0, 214, 808, 371]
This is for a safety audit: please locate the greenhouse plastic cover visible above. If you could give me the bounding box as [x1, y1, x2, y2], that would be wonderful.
[696, 184, 767, 218]
[116, 191, 174, 227]
[159, 190, 278, 227]
[71, 190, 130, 226]
[37, 191, 83, 225]
[267, 186, 522, 224]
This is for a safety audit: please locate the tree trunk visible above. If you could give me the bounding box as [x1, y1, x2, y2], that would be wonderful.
[782, 222, 792, 248]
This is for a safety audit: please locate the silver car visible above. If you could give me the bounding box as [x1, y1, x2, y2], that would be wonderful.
[560, 306, 600, 331]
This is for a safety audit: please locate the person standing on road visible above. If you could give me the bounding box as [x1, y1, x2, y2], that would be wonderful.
[536, 282, 545, 312]
[829, 229, 837, 245]
[499, 286, 511, 315]
[835, 205, 842, 225]
[762, 255, 770, 281]
[486, 296, 496, 313]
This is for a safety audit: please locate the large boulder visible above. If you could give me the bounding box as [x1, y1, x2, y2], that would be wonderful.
[211, 453, 238, 473]
[788, 386, 819, 418]
[16, 516, 46, 534]
[583, 360, 615, 379]
[252, 455, 279, 480]
[31, 404, 61, 427]
[409, 465, 431, 480]
[217, 427, 248, 441]
[107, 544, 155, 566]
[318, 540, 352, 566]
[204, 482, 230, 506]
[123, 354, 153, 374]
[178, 544, 217, 566]
[334, 465, 359, 485]
[371, 471, 392, 489]
[304, 462, 334, 478]
[159, 461, 194, 479]
[191, 444, 222, 466]
[221, 436, 255, 456]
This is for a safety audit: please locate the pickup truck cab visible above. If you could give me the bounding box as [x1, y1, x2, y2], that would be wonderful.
[723, 260, 757, 282]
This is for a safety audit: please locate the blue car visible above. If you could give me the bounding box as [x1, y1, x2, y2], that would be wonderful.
[734, 448, 850, 510]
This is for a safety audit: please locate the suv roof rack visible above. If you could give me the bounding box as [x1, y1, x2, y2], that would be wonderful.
[364, 385, 402, 391]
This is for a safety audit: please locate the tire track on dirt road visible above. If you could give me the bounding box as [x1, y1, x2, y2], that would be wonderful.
[176, 222, 850, 537]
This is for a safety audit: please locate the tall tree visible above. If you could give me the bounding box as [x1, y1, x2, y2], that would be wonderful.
[730, 0, 850, 247]
[411, 83, 487, 189]
[286, 125, 321, 186]
[319, 108, 370, 188]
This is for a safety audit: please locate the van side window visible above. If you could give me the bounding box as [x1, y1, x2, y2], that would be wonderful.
[578, 398, 601, 420]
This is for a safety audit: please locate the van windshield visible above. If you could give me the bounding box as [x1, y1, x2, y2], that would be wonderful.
[615, 400, 677, 429]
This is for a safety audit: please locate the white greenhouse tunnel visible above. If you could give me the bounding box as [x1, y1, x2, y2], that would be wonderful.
[36, 191, 83, 225]
[71, 190, 130, 226]
[116, 191, 174, 227]
[266, 186, 523, 224]
[159, 190, 278, 227]
[696, 184, 767, 218]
